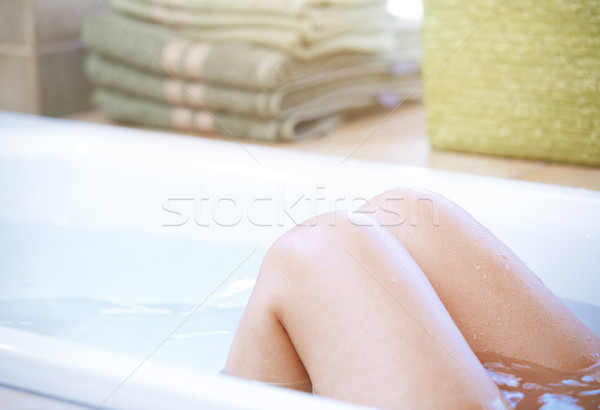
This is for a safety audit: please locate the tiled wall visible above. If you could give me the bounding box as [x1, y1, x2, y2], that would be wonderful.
[0, 0, 102, 116]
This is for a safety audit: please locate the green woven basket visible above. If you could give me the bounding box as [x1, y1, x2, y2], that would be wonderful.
[422, 0, 600, 166]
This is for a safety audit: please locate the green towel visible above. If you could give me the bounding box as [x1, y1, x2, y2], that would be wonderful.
[111, 0, 395, 47]
[85, 53, 422, 118]
[82, 13, 398, 89]
[93, 88, 343, 141]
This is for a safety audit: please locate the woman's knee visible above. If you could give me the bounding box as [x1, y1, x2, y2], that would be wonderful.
[255, 210, 392, 297]
[358, 186, 462, 230]
[259, 211, 379, 274]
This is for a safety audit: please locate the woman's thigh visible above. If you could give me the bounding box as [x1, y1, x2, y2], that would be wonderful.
[357, 187, 600, 371]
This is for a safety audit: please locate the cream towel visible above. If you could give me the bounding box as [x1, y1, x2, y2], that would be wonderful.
[184, 27, 395, 60]
[112, 0, 393, 42]
[140, 0, 386, 16]
[93, 88, 343, 141]
[109, 0, 395, 59]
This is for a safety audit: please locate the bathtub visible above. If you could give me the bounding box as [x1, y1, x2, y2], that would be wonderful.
[0, 111, 598, 409]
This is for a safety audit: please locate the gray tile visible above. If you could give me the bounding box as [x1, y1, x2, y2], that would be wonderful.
[38, 46, 93, 116]
[33, 0, 103, 46]
[0, 55, 37, 113]
[0, 0, 31, 46]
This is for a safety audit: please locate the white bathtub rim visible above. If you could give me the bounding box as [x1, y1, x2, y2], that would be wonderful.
[0, 326, 365, 410]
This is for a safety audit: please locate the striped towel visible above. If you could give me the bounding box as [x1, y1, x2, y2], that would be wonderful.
[93, 88, 344, 141]
[85, 53, 421, 118]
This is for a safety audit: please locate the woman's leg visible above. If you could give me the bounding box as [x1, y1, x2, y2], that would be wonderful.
[357, 187, 600, 371]
[226, 211, 508, 409]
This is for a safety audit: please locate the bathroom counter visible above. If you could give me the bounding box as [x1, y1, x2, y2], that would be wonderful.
[66, 102, 600, 191]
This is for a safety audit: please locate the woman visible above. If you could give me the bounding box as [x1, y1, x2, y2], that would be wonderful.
[225, 187, 600, 409]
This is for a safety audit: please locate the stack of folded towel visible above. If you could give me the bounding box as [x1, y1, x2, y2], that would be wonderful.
[82, 0, 422, 141]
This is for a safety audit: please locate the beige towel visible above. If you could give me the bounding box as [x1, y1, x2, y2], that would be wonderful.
[85, 53, 421, 118]
[93, 88, 343, 141]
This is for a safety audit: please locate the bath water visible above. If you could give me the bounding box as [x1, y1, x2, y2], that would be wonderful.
[480, 351, 600, 409]
[0, 221, 265, 373]
[481, 295, 600, 408]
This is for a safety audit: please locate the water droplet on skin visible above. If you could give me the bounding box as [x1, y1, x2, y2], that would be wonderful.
[473, 333, 477, 341]
[474, 264, 481, 271]
[585, 335, 592, 342]
[523, 382, 541, 390]
[483, 320, 489, 326]
[391, 278, 397, 283]
[501, 254, 508, 259]
[482, 273, 487, 279]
